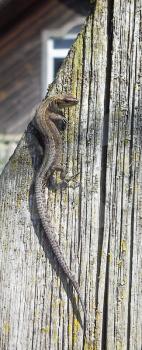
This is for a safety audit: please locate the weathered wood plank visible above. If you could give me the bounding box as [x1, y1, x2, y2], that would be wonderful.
[98, 0, 142, 348]
[0, 0, 141, 349]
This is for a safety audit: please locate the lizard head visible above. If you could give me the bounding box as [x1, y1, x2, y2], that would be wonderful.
[53, 94, 78, 108]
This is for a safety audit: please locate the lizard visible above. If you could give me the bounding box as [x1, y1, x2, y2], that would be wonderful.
[34, 94, 87, 320]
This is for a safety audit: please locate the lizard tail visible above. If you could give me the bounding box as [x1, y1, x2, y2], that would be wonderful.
[35, 177, 87, 320]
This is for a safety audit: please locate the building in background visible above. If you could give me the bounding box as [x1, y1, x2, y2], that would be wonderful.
[0, 0, 89, 173]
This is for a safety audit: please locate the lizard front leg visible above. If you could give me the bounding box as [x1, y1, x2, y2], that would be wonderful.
[48, 112, 78, 191]
[49, 112, 67, 131]
[45, 112, 67, 186]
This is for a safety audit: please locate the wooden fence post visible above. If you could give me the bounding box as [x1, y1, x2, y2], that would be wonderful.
[0, 1, 141, 349]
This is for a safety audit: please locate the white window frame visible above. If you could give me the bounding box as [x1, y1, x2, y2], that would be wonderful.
[46, 34, 77, 87]
[41, 19, 84, 96]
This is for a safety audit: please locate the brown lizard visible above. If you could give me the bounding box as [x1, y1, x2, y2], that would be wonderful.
[34, 94, 87, 320]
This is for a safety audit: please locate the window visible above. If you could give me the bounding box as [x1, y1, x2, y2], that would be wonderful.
[42, 23, 83, 95]
[46, 35, 76, 85]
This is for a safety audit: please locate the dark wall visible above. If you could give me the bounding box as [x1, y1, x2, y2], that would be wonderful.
[0, 0, 89, 134]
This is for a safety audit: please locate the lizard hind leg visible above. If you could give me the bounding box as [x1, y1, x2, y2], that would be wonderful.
[48, 170, 80, 191]
[47, 165, 68, 191]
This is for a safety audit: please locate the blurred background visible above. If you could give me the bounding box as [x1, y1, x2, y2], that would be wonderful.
[0, 0, 90, 174]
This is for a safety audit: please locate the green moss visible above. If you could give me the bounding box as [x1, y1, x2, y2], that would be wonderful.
[71, 32, 83, 98]
[10, 159, 18, 172]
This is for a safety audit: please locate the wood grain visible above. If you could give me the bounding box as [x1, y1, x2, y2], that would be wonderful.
[0, 0, 141, 348]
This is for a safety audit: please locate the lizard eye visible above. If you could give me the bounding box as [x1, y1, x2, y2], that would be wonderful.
[65, 97, 78, 104]
[64, 98, 71, 103]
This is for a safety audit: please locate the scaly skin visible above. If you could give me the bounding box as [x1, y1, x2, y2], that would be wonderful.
[34, 95, 87, 320]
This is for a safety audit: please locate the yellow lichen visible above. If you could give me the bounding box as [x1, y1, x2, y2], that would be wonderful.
[16, 193, 22, 208]
[53, 321, 58, 342]
[3, 322, 10, 335]
[68, 322, 72, 336]
[73, 318, 80, 344]
[108, 251, 113, 262]
[121, 240, 127, 253]
[116, 340, 123, 350]
[117, 259, 123, 267]
[41, 326, 49, 334]
[84, 341, 97, 350]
